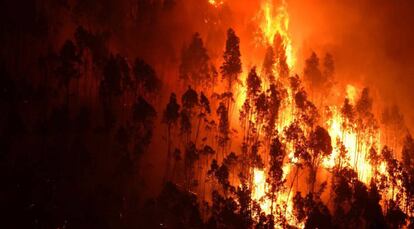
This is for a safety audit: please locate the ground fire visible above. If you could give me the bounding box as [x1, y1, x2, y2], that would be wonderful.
[1, 0, 414, 228]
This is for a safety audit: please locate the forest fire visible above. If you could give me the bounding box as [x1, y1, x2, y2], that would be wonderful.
[2, 0, 414, 228]
[257, 0, 295, 68]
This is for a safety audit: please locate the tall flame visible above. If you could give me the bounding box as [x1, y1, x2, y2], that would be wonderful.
[259, 0, 295, 68]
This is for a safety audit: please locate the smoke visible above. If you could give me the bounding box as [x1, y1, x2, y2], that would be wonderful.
[287, 0, 414, 133]
[6, 0, 412, 133]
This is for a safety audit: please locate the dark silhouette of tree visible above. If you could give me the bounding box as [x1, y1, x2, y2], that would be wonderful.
[341, 98, 355, 131]
[132, 96, 157, 156]
[56, 40, 81, 105]
[321, 52, 335, 100]
[180, 109, 192, 144]
[182, 86, 199, 111]
[288, 74, 300, 93]
[329, 168, 386, 228]
[195, 92, 211, 144]
[162, 93, 181, 182]
[74, 26, 109, 67]
[101, 54, 122, 97]
[355, 88, 377, 137]
[142, 182, 203, 228]
[273, 33, 289, 80]
[179, 33, 212, 88]
[221, 28, 242, 92]
[402, 134, 414, 216]
[308, 126, 332, 193]
[293, 192, 332, 228]
[267, 137, 286, 215]
[262, 46, 275, 83]
[184, 141, 199, 191]
[323, 53, 334, 78]
[284, 120, 307, 199]
[294, 88, 319, 127]
[386, 200, 407, 228]
[209, 190, 244, 228]
[99, 54, 124, 129]
[217, 101, 230, 151]
[264, 83, 283, 139]
[223, 152, 238, 183]
[133, 58, 162, 97]
[304, 52, 324, 91]
[236, 183, 254, 228]
[247, 67, 262, 99]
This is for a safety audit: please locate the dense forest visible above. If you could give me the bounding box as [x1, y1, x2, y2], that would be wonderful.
[1, 0, 414, 228]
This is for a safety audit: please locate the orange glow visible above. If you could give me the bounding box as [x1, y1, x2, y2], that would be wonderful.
[208, 0, 224, 7]
[346, 84, 358, 103]
[257, 0, 295, 68]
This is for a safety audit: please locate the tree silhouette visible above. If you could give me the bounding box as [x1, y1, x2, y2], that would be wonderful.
[181, 86, 199, 111]
[262, 46, 275, 83]
[304, 52, 324, 90]
[308, 126, 332, 193]
[162, 93, 181, 182]
[247, 67, 261, 99]
[322, 53, 335, 91]
[341, 98, 355, 131]
[133, 58, 162, 97]
[221, 28, 242, 92]
[195, 92, 211, 144]
[184, 141, 199, 191]
[56, 40, 81, 105]
[217, 102, 230, 151]
[132, 96, 157, 156]
[273, 33, 289, 80]
[267, 137, 286, 215]
[179, 33, 211, 88]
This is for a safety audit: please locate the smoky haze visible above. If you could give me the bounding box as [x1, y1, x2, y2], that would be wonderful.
[114, 0, 414, 131]
[287, 0, 414, 132]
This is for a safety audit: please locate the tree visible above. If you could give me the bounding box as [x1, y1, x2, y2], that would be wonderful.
[195, 92, 211, 144]
[322, 53, 334, 88]
[132, 96, 157, 156]
[273, 33, 289, 80]
[162, 93, 181, 182]
[133, 58, 162, 97]
[355, 88, 377, 132]
[220, 28, 242, 92]
[293, 192, 332, 228]
[217, 102, 230, 151]
[267, 137, 286, 215]
[100, 54, 122, 97]
[184, 142, 199, 191]
[56, 40, 81, 105]
[308, 126, 332, 193]
[179, 33, 211, 88]
[262, 46, 275, 83]
[246, 67, 261, 99]
[341, 98, 355, 131]
[99, 54, 123, 129]
[304, 52, 324, 93]
[181, 86, 199, 111]
[74, 26, 109, 67]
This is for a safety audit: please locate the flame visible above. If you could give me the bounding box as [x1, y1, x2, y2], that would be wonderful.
[324, 104, 380, 184]
[346, 84, 358, 103]
[252, 166, 297, 227]
[258, 0, 295, 68]
[208, 0, 224, 7]
[224, 2, 407, 226]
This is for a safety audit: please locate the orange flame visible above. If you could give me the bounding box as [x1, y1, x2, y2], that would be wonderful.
[208, 0, 224, 7]
[258, 0, 295, 68]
